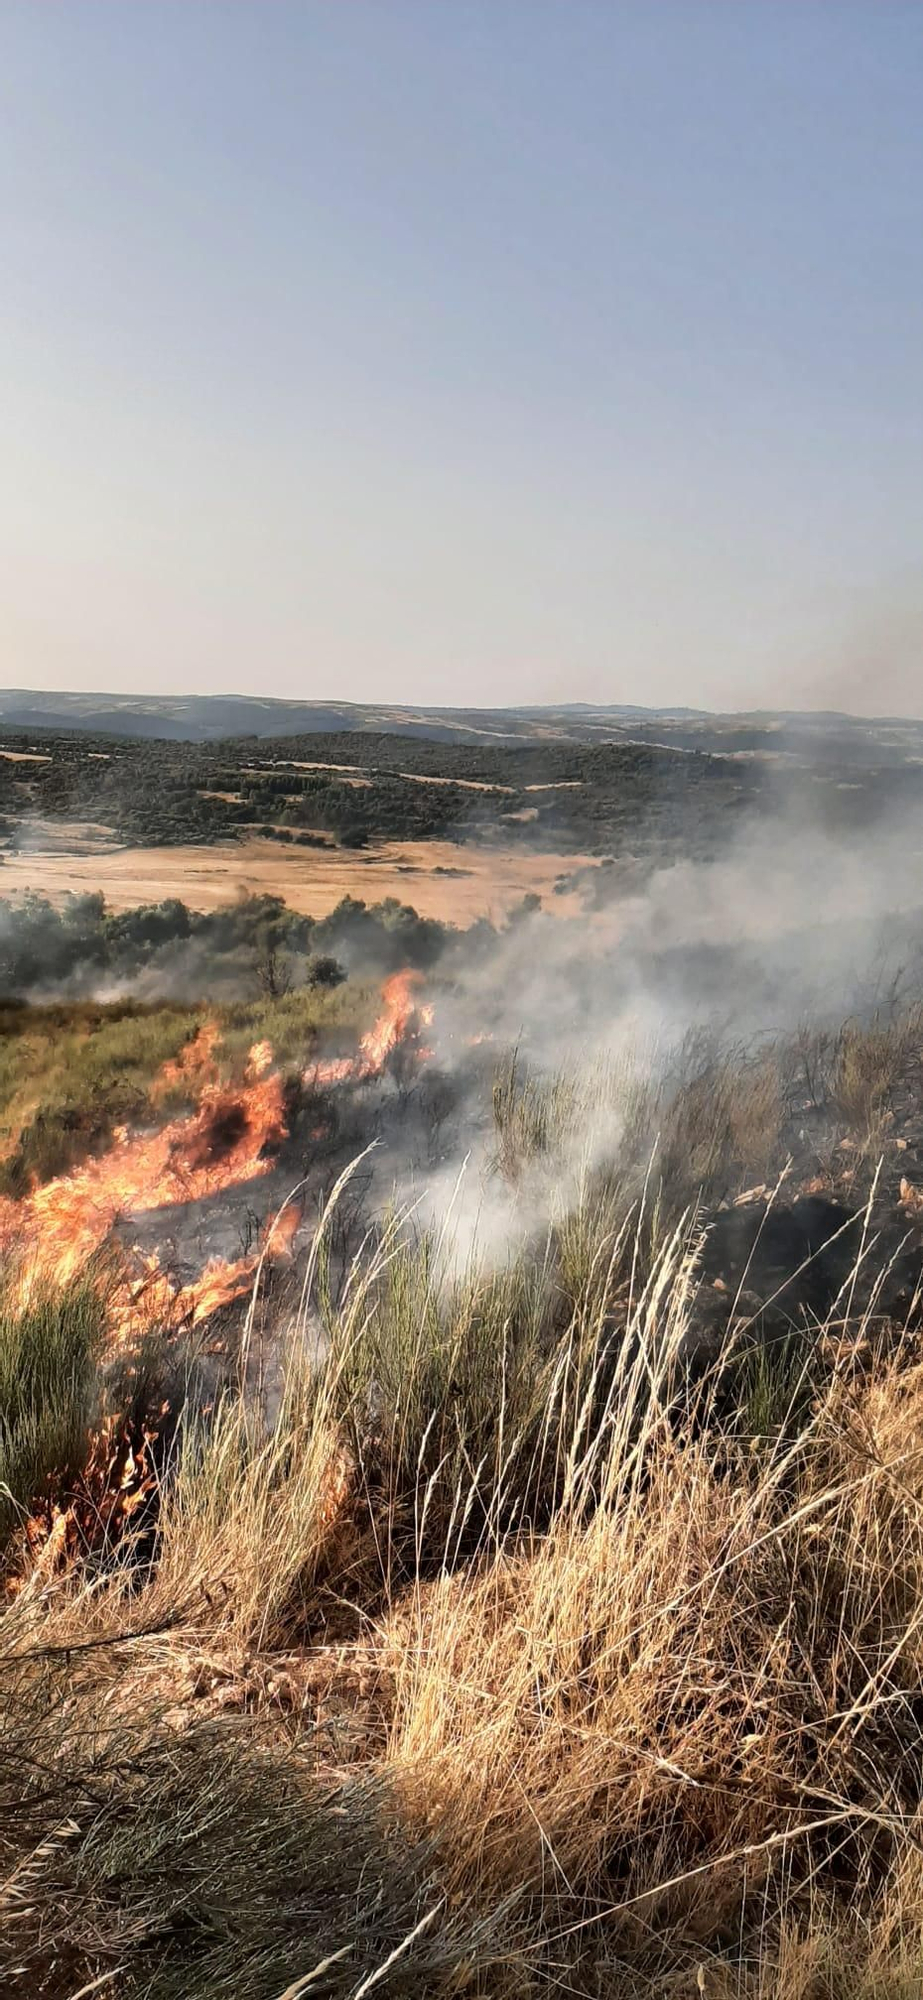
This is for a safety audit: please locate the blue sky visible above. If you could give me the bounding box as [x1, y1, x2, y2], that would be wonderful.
[1, 3, 921, 713]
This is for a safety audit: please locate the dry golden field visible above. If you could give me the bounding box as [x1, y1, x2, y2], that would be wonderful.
[0, 829, 598, 922]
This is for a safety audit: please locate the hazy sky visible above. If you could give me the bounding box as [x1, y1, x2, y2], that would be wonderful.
[1, 3, 921, 715]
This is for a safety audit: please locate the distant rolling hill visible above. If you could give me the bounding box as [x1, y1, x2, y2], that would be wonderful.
[0, 690, 630, 744]
[3, 688, 923, 763]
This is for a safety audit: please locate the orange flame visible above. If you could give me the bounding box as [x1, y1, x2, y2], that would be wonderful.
[151, 1021, 222, 1102]
[9, 1407, 165, 1594]
[358, 969, 434, 1070]
[0, 974, 432, 1340]
[169, 1202, 304, 1331]
[3, 976, 437, 1577]
[175, 1254, 257, 1326]
[309, 969, 434, 1089]
[0, 1038, 287, 1310]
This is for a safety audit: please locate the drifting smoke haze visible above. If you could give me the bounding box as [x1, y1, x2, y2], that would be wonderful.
[7, 770, 923, 1023]
[4, 778, 923, 1308]
[432, 805, 923, 1062]
[361, 793, 923, 1266]
[0, 888, 446, 1008]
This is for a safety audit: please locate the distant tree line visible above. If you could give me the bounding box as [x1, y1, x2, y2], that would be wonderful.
[0, 889, 502, 1001]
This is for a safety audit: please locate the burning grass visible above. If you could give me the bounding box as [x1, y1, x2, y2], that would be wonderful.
[0, 972, 427, 1347]
[0, 979, 372, 1198]
[5, 998, 923, 1994]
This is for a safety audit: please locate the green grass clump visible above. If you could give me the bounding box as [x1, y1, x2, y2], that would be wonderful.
[0, 999, 208, 1194]
[333, 1229, 553, 1566]
[0, 1269, 105, 1546]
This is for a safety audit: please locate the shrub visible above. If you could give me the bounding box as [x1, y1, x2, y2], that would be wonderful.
[307, 953, 347, 990]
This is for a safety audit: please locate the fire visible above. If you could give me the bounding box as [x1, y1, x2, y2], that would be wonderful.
[359, 968, 434, 1070]
[309, 969, 434, 1089]
[247, 1038, 275, 1078]
[169, 1206, 303, 1331]
[0, 1037, 287, 1310]
[0, 972, 433, 1341]
[175, 1253, 257, 1326]
[261, 1199, 301, 1260]
[3, 973, 438, 1581]
[151, 1020, 221, 1101]
[10, 1407, 166, 1594]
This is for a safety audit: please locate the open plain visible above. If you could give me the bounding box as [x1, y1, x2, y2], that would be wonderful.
[0, 830, 598, 922]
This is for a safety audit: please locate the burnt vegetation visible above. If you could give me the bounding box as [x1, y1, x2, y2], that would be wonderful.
[3, 904, 923, 1995]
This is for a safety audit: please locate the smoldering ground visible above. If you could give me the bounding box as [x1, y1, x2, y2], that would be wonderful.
[382, 795, 923, 1264]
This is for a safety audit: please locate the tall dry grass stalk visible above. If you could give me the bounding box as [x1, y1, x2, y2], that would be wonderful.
[5, 1119, 923, 1993]
[380, 1224, 923, 1988]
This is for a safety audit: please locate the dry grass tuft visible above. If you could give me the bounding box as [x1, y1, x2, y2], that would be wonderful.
[7, 1005, 923, 1995]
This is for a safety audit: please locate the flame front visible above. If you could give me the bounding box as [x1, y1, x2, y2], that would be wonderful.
[358, 969, 434, 1070]
[0, 972, 433, 1338]
[151, 1020, 222, 1101]
[0, 1040, 287, 1312]
[309, 969, 434, 1088]
[3, 974, 437, 1580]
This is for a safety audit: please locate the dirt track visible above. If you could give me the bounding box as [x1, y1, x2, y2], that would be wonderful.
[0, 834, 597, 924]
